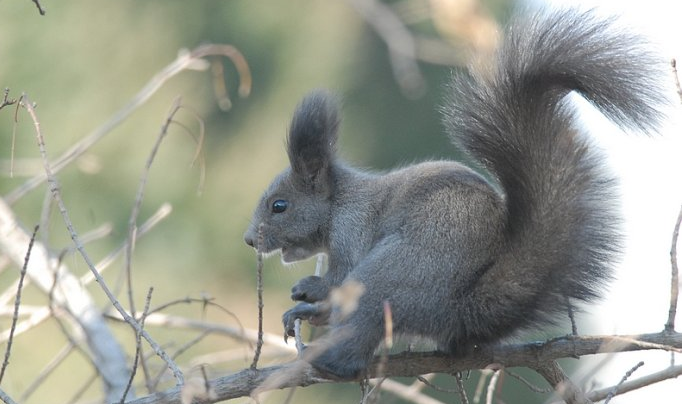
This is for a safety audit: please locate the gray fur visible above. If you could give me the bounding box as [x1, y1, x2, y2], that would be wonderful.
[244, 9, 666, 379]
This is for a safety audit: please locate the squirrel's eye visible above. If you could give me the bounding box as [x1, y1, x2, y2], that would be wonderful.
[271, 199, 288, 213]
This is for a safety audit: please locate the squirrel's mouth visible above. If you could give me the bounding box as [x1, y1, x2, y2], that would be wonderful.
[280, 246, 316, 264]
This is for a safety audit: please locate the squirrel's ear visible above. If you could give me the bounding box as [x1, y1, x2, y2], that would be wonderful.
[287, 90, 340, 188]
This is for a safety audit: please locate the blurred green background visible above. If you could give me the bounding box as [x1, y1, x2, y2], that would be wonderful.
[0, 1, 577, 403]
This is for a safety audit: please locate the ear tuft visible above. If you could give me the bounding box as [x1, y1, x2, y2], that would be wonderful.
[287, 90, 340, 182]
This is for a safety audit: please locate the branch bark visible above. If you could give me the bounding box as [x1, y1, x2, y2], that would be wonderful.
[125, 331, 681, 404]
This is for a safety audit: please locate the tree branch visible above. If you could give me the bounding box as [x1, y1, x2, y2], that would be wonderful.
[125, 331, 681, 404]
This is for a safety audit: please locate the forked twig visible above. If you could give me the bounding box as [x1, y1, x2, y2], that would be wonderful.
[120, 287, 155, 403]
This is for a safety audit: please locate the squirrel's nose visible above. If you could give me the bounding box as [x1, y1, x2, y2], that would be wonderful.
[244, 233, 255, 247]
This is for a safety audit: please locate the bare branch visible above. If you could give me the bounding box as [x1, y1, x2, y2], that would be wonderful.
[21, 96, 185, 388]
[586, 364, 681, 402]
[125, 331, 681, 404]
[454, 374, 469, 404]
[665, 208, 681, 331]
[125, 97, 184, 319]
[120, 287, 155, 403]
[603, 361, 644, 404]
[485, 370, 500, 404]
[0, 225, 38, 384]
[251, 223, 266, 370]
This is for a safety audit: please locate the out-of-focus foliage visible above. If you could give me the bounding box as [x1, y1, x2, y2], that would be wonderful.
[0, 1, 536, 403]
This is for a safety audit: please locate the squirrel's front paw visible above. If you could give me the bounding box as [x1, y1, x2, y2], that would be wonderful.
[282, 302, 331, 341]
[291, 275, 329, 302]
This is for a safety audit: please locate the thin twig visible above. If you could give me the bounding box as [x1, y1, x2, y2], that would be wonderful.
[665, 208, 681, 331]
[120, 287, 155, 403]
[294, 319, 305, 354]
[201, 365, 212, 399]
[0, 88, 16, 110]
[31, 0, 46, 15]
[586, 364, 681, 402]
[125, 97, 183, 319]
[251, 223, 266, 370]
[485, 370, 500, 404]
[5, 44, 250, 205]
[0, 224, 38, 384]
[603, 361, 644, 404]
[22, 96, 185, 386]
[454, 373, 470, 404]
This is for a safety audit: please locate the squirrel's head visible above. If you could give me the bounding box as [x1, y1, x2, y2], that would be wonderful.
[244, 90, 340, 263]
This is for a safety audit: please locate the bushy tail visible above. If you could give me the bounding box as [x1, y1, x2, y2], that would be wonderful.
[442, 9, 666, 340]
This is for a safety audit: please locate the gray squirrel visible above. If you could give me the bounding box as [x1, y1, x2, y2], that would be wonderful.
[243, 9, 666, 379]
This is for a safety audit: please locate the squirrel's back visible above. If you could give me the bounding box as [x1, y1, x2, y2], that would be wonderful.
[440, 9, 666, 345]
